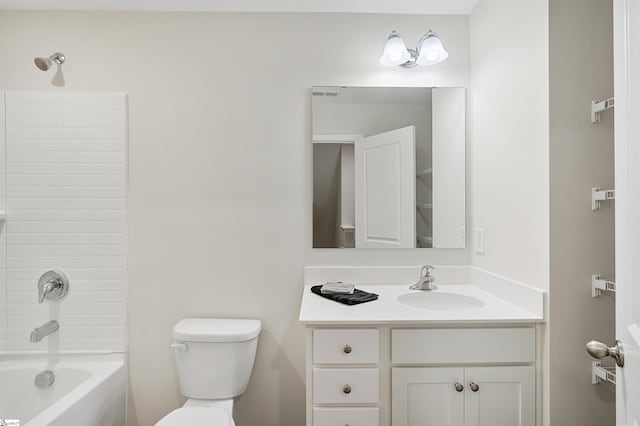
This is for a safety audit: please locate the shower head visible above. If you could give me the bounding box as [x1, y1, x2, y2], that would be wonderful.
[34, 52, 65, 71]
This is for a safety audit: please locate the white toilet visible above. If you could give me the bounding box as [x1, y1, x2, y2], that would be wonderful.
[156, 318, 262, 426]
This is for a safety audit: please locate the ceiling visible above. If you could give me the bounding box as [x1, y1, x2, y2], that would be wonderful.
[0, 0, 481, 14]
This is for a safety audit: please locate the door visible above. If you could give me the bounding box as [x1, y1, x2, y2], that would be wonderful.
[355, 126, 416, 248]
[392, 367, 464, 426]
[614, 1, 640, 424]
[464, 366, 535, 426]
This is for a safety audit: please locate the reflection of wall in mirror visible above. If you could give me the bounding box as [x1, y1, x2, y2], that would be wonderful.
[432, 88, 466, 248]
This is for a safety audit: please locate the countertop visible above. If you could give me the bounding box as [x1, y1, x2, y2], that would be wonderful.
[298, 284, 544, 325]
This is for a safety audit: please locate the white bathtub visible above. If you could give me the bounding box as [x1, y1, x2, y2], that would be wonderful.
[0, 354, 126, 426]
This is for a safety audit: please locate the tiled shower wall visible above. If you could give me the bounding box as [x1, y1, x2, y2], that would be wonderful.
[0, 91, 128, 352]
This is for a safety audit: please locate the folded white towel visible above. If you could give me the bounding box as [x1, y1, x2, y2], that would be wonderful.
[321, 282, 355, 294]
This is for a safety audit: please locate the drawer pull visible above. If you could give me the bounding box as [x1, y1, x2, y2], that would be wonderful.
[343, 344, 352, 354]
[454, 382, 464, 392]
[342, 384, 352, 394]
[470, 382, 480, 392]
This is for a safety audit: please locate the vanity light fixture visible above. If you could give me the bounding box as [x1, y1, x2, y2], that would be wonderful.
[380, 30, 448, 68]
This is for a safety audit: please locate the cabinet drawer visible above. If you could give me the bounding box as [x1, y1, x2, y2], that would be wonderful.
[313, 368, 379, 404]
[313, 408, 379, 426]
[392, 328, 535, 364]
[313, 329, 379, 364]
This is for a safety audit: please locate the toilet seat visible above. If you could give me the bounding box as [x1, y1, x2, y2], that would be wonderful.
[155, 406, 232, 426]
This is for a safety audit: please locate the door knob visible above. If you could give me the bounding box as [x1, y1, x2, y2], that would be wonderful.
[343, 344, 352, 354]
[454, 382, 464, 392]
[469, 382, 479, 392]
[342, 384, 352, 394]
[586, 340, 624, 367]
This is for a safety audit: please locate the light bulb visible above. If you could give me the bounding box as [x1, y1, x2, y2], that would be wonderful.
[380, 31, 411, 66]
[416, 32, 449, 66]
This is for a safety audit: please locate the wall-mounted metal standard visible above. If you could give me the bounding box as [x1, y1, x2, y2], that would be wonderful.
[37, 270, 69, 303]
[592, 274, 616, 297]
[592, 361, 616, 385]
[592, 187, 615, 210]
[591, 97, 614, 123]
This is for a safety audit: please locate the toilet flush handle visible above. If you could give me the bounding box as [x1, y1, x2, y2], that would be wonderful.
[170, 343, 188, 351]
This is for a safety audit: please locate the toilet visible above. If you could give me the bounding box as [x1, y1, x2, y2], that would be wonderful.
[156, 318, 262, 426]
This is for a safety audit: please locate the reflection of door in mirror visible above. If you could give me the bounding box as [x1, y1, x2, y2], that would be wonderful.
[355, 126, 416, 248]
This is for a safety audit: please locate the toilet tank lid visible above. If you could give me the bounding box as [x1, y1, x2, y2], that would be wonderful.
[173, 318, 262, 342]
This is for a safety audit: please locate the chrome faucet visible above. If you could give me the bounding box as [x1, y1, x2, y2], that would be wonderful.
[409, 265, 437, 291]
[30, 320, 59, 343]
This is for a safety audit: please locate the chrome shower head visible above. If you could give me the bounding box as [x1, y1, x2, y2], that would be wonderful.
[34, 52, 65, 71]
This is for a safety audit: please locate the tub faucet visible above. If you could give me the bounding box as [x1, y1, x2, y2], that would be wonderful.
[30, 320, 59, 343]
[409, 265, 437, 291]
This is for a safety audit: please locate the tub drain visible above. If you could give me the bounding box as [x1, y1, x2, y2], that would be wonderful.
[34, 370, 55, 389]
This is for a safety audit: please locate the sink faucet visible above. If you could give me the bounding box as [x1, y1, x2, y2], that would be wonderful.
[30, 320, 59, 343]
[409, 265, 437, 291]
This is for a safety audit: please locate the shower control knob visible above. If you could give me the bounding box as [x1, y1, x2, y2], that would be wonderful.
[342, 384, 352, 394]
[586, 340, 624, 367]
[454, 382, 464, 392]
[343, 344, 352, 354]
[470, 382, 480, 392]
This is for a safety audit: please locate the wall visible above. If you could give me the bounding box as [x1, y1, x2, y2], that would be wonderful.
[549, 0, 616, 424]
[469, 0, 549, 289]
[0, 12, 470, 426]
[1, 91, 128, 352]
[468, 0, 549, 424]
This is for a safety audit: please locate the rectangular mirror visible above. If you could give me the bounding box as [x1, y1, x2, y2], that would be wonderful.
[312, 86, 465, 249]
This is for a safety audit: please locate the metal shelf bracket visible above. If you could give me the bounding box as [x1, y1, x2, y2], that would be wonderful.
[592, 187, 615, 210]
[592, 361, 616, 385]
[591, 97, 614, 123]
[592, 275, 616, 297]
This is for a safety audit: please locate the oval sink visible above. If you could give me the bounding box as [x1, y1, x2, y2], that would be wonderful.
[397, 291, 485, 311]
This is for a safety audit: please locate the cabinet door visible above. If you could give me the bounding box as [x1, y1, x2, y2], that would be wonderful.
[464, 366, 535, 426]
[392, 367, 464, 426]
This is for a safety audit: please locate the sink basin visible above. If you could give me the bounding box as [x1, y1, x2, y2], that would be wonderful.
[397, 291, 485, 311]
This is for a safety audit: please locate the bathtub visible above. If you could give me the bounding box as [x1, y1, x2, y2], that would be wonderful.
[0, 354, 126, 426]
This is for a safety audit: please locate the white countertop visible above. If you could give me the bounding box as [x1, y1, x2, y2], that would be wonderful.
[299, 284, 544, 325]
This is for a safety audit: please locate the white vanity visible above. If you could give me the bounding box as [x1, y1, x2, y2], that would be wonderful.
[299, 267, 545, 426]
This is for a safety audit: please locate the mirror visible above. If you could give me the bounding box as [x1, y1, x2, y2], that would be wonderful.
[312, 86, 465, 249]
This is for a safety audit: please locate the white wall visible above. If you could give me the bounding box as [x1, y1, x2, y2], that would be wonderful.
[1, 91, 128, 352]
[549, 0, 616, 424]
[469, 1, 549, 424]
[0, 12, 470, 426]
[469, 0, 549, 289]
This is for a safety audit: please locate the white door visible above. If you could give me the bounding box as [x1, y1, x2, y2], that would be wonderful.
[614, 1, 640, 424]
[464, 366, 535, 426]
[392, 367, 464, 426]
[355, 126, 416, 248]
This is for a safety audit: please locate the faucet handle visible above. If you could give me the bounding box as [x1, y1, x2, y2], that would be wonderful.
[420, 265, 435, 277]
[37, 270, 69, 304]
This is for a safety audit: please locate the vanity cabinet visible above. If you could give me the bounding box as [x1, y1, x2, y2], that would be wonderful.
[306, 327, 537, 426]
[309, 328, 381, 425]
[392, 366, 535, 426]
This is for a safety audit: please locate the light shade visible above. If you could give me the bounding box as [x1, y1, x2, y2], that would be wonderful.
[416, 32, 449, 66]
[380, 31, 411, 66]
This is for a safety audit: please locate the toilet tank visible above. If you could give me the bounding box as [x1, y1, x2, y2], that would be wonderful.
[172, 318, 261, 400]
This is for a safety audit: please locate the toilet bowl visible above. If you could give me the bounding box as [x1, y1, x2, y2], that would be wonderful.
[155, 318, 261, 426]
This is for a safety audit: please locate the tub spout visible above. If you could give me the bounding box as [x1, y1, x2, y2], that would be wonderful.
[30, 320, 59, 343]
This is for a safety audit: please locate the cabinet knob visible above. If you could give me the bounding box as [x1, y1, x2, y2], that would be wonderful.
[454, 382, 464, 392]
[470, 382, 479, 392]
[343, 344, 352, 354]
[342, 384, 352, 394]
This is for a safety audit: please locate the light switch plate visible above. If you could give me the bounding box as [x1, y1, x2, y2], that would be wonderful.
[474, 228, 485, 254]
